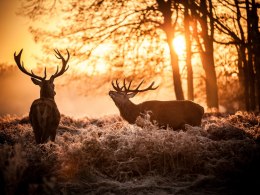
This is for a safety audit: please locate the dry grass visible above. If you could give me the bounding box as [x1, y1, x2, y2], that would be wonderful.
[0, 112, 259, 194]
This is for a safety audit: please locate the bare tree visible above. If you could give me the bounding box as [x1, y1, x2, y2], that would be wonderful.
[186, 0, 219, 109]
[250, 0, 260, 111]
[183, 0, 194, 101]
[213, 0, 260, 111]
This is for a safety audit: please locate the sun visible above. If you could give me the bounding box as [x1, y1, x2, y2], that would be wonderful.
[75, 43, 112, 75]
[172, 35, 186, 56]
[95, 59, 108, 74]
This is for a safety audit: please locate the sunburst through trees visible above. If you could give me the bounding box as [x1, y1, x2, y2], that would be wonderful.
[16, 0, 260, 112]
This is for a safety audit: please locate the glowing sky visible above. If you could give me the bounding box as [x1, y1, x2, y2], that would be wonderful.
[0, 0, 40, 65]
[0, 1, 116, 117]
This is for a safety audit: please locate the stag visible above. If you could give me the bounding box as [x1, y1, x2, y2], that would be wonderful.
[109, 80, 204, 130]
[14, 49, 70, 144]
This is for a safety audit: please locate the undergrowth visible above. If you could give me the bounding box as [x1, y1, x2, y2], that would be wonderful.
[0, 112, 259, 194]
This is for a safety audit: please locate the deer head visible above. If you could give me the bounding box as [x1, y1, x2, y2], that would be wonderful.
[109, 79, 159, 107]
[14, 49, 70, 99]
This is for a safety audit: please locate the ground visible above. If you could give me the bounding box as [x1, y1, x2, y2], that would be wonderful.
[0, 112, 259, 194]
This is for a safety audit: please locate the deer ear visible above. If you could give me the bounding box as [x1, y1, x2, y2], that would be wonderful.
[31, 78, 42, 86]
[127, 92, 137, 99]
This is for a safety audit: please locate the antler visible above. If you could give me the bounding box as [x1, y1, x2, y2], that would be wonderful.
[112, 79, 159, 94]
[14, 49, 47, 80]
[50, 49, 70, 80]
[112, 79, 124, 91]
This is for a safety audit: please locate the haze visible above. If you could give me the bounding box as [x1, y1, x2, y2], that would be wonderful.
[0, 0, 118, 118]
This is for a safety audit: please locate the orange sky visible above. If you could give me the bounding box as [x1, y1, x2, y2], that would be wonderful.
[0, 0, 40, 66]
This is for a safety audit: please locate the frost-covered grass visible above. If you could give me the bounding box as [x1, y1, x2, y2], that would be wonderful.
[0, 112, 259, 194]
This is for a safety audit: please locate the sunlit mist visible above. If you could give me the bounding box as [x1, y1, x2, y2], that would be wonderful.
[92, 43, 114, 56]
[95, 59, 108, 74]
[75, 43, 112, 75]
[172, 35, 186, 56]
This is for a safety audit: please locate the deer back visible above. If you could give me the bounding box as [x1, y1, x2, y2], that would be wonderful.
[29, 98, 60, 144]
[138, 100, 204, 129]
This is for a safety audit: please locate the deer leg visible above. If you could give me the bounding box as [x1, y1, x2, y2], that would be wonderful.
[41, 129, 50, 143]
[33, 129, 42, 144]
[50, 131, 56, 142]
[177, 120, 186, 130]
[32, 122, 43, 144]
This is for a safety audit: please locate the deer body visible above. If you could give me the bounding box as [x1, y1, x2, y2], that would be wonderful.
[109, 80, 204, 130]
[141, 100, 203, 129]
[14, 49, 69, 144]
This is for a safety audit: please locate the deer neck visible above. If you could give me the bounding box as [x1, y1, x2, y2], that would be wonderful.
[40, 89, 55, 100]
[118, 100, 140, 124]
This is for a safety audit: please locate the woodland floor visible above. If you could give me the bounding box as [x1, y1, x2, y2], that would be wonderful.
[0, 112, 260, 195]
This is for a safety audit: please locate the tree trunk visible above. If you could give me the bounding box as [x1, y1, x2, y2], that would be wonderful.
[240, 45, 250, 110]
[254, 34, 260, 111]
[201, 51, 219, 108]
[245, 0, 256, 110]
[255, 45, 260, 110]
[198, 0, 219, 109]
[251, 0, 260, 110]
[157, 0, 184, 100]
[166, 32, 185, 100]
[234, 0, 249, 110]
[236, 45, 248, 110]
[184, 1, 194, 100]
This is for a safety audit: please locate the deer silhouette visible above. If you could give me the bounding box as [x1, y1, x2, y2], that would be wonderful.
[109, 79, 204, 130]
[14, 49, 70, 144]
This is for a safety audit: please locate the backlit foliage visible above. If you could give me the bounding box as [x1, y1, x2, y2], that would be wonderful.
[16, 0, 259, 110]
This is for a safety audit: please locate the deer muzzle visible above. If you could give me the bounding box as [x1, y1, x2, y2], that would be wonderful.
[109, 91, 116, 98]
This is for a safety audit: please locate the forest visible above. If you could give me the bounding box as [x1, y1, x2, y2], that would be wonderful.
[0, 0, 260, 194]
[16, 0, 260, 112]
